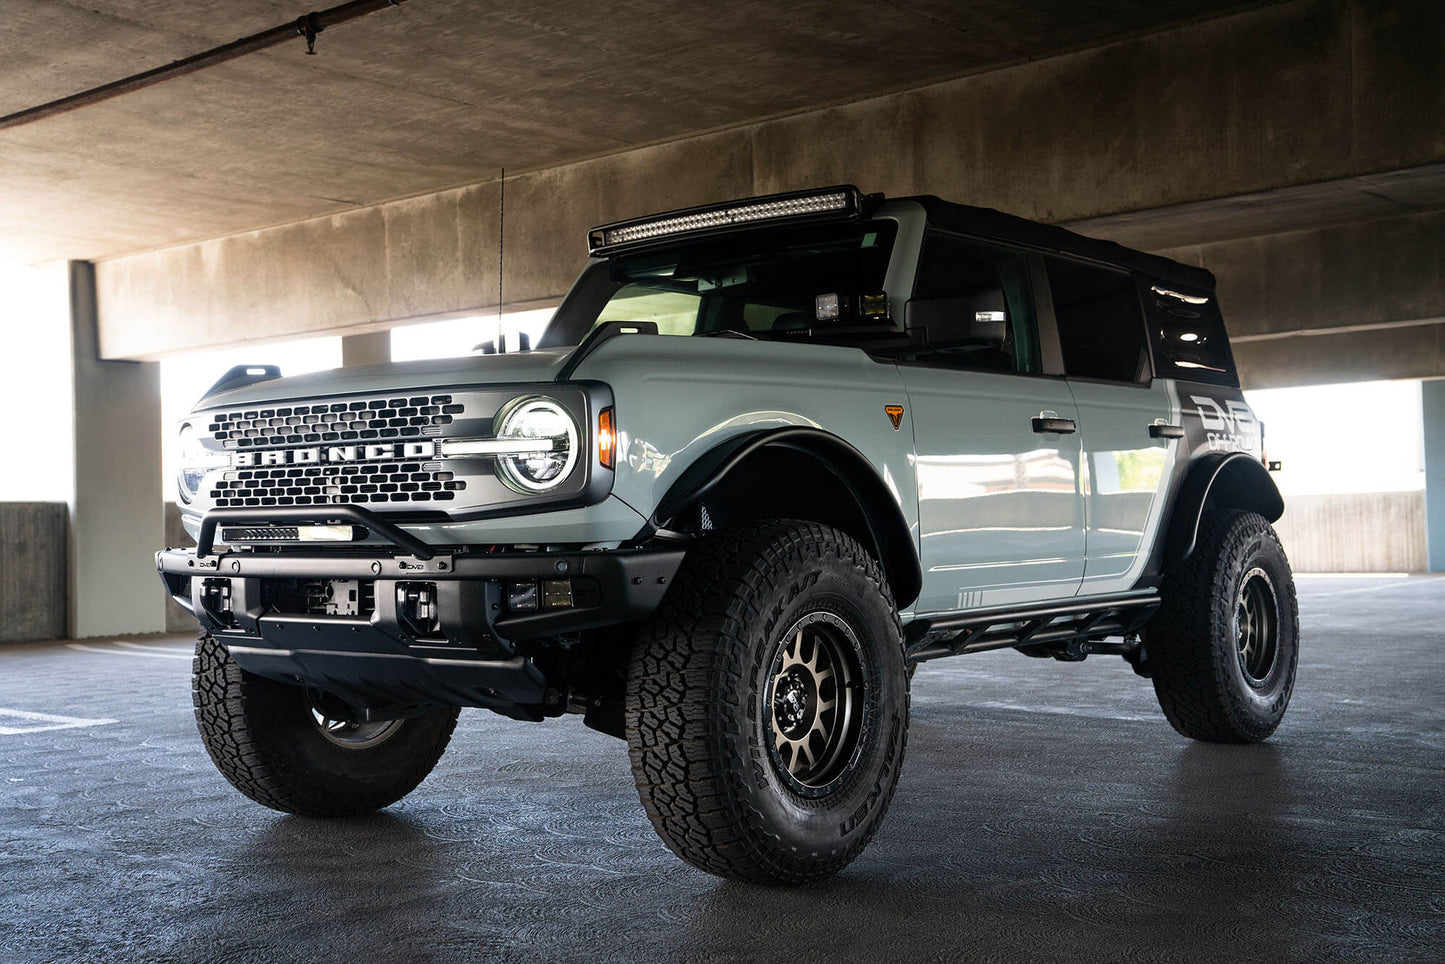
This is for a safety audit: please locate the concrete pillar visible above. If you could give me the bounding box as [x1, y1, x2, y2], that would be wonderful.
[68, 261, 165, 637]
[1424, 379, 1445, 573]
[341, 331, 391, 368]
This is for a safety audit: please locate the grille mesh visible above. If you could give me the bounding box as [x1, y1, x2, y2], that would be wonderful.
[210, 462, 466, 508]
[208, 394, 462, 449]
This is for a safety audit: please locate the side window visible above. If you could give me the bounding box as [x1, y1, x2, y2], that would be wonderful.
[1046, 257, 1149, 383]
[1142, 283, 1238, 386]
[906, 233, 1039, 373]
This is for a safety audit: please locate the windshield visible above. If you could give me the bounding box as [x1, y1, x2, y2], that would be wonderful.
[538, 220, 898, 348]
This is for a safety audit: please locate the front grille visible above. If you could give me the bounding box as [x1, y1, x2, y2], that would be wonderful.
[189, 384, 594, 517]
[210, 460, 466, 507]
[208, 394, 462, 449]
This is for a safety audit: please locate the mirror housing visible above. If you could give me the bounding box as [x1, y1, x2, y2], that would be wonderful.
[904, 288, 1008, 351]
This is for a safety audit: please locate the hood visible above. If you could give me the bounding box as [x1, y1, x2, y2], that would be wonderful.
[196, 348, 574, 410]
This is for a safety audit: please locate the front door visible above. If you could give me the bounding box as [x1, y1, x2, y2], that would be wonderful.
[900, 232, 1085, 614]
[905, 370, 1086, 612]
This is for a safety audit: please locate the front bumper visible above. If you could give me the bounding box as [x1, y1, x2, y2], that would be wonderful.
[156, 541, 684, 715]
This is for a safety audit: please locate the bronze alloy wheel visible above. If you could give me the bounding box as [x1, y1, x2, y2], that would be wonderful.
[1235, 566, 1281, 687]
[764, 611, 866, 796]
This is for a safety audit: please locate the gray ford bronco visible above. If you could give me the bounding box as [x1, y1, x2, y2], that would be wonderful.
[159, 186, 1297, 883]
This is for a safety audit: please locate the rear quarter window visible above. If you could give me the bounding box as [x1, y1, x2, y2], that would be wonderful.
[1139, 280, 1238, 387]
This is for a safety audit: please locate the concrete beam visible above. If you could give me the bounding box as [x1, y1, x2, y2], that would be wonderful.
[95, 0, 1445, 361]
[1156, 208, 1444, 387]
[1161, 210, 1445, 340]
[1231, 321, 1444, 389]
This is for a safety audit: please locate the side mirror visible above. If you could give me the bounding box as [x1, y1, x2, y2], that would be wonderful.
[904, 288, 1008, 350]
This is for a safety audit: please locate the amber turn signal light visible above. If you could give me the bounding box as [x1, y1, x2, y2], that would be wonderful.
[598, 407, 616, 469]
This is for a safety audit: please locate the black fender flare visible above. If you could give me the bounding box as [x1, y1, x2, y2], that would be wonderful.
[1163, 452, 1285, 566]
[653, 427, 923, 609]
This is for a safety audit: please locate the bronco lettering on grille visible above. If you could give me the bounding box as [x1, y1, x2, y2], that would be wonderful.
[233, 441, 435, 467]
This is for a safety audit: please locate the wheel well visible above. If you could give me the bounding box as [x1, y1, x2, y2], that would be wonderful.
[657, 433, 922, 609]
[1203, 456, 1285, 522]
[1164, 453, 1284, 565]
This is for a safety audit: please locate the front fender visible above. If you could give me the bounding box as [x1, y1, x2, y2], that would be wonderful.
[653, 427, 923, 609]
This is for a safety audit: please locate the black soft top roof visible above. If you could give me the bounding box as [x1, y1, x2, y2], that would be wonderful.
[902, 195, 1215, 294]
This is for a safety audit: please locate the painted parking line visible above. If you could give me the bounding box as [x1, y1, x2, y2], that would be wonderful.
[65, 643, 192, 660]
[0, 707, 117, 735]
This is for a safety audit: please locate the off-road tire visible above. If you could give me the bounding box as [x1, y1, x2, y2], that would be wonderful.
[193, 633, 459, 815]
[625, 520, 909, 884]
[1146, 509, 1299, 743]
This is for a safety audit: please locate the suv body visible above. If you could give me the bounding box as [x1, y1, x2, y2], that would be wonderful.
[160, 187, 1296, 882]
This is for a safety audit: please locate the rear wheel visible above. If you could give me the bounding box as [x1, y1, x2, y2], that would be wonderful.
[193, 633, 459, 815]
[1146, 509, 1299, 743]
[625, 520, 909, 884]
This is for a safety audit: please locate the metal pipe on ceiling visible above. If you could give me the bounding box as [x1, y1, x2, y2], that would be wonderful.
[0, 0, 409, 133]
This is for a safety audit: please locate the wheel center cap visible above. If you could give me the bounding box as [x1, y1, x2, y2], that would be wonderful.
[774, 671, 815, 737]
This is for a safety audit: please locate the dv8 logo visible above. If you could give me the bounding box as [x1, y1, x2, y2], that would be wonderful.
[1189, 395, 1260, 454]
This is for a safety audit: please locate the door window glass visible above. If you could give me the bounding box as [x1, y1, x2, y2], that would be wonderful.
[1046, 257, 1149, 382]
[905, 233, 1039, 373]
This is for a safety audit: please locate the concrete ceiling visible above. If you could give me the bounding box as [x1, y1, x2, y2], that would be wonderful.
[0, 0, 1277, 266]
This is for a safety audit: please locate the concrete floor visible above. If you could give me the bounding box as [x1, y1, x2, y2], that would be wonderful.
[1, 574, 1441, 963]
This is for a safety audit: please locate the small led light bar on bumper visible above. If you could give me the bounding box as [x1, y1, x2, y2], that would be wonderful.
[156, 506, 684, 717]
[587, 185, 869, 255]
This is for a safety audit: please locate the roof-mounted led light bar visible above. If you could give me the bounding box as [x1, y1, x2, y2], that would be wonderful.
[587, 185, 867, 255]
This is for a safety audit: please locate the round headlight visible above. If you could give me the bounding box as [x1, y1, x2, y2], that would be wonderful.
[177, 423, 206, 503]
[495, 397, 579, 492]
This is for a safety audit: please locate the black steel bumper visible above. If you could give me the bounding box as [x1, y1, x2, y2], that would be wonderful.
[156, 529, 684, 714]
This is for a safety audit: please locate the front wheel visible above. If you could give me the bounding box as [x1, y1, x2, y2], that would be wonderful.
[1145, 509, 1299, 743]
[625, 520, 909, 884]
[193, 633, 459, 815]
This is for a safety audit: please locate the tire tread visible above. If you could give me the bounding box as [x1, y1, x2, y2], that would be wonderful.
[625, 520, 907, 884]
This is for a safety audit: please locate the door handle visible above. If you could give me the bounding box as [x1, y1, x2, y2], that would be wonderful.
[1149, 423, 1185, 439]
[1032, 414, 1077, 434]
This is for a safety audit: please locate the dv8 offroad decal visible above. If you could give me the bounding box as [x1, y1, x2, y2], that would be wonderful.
[1188, 394, 1261, 456]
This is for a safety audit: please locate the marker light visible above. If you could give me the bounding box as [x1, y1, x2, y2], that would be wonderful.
[598, 408, 616, 470]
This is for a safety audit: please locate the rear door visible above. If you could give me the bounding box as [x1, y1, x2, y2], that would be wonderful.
[899, 233, 1085, 613]
[1044, 256, 1176, 595]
